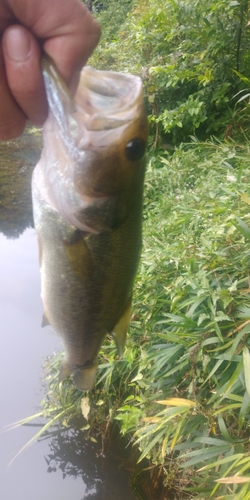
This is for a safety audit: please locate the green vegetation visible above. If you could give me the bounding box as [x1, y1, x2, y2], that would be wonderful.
[0, 126, 41, 238]
[29, 139, 250, 499]
[21, 1, 250, 498]
[89, 0, 250, 144]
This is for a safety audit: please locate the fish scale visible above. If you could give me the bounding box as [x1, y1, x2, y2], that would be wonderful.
[32, 57, 148, 391]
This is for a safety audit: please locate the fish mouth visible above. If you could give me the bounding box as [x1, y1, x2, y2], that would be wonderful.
[42, 57, 144, 146]
[38, 57, 146, 232]
[75, 67, 144, 132]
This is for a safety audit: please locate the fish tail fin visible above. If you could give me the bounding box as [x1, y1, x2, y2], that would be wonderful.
[73, 364, 97, 392]
[59, 358, 97, 391]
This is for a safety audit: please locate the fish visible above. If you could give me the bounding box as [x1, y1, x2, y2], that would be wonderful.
[32, 57, 148, 391]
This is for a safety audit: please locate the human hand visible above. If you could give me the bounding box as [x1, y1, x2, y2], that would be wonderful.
[0, 0, 100, 140]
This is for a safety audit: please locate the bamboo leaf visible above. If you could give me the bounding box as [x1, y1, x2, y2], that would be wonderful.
[8, 407, 73, 467]
[239, 391, 250, 425]
[218, 415, 232, 442]
[198, 452, 244, 471]
[243, 346, 250, 397]
[3, 411, 46, 431]
[180, 445, 232, 468]
[154, 398, 196, 407]
[215, 476, 250, 484]
[137, 428, 166, 462]
[170, 413, 187, 450]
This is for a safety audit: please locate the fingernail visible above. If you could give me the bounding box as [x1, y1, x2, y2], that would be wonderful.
[4, 26, 31, 62]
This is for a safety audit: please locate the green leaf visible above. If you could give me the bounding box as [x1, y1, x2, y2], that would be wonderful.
[218, 415, 232, 442]
[199, 453, 244, 471]
[181, 445, 232, 468]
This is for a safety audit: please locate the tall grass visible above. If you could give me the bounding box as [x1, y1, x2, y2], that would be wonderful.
[19, 138, 250, 498]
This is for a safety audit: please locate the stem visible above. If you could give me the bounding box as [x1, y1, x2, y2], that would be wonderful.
[236, 0, 248, 72]
[87, 0, 93, 11]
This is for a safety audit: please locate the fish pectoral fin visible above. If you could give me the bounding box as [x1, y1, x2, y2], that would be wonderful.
[41, 312, 50, 328]
[112, 298, 132, 357]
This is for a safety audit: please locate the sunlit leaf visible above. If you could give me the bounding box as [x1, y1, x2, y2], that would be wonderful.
[215, 476, 250, 484]
[81, 397, 91, 421]
[238, 192, 250, 206]
[243, 347, 250, 397]
[199, 453, 244, 471]
[155, 398, 196, 407]
[8, 408, 73, 467]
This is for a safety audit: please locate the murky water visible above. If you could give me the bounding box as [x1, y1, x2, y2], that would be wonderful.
[0, 128, 138, 500]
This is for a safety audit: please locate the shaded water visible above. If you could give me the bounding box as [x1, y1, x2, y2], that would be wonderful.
[0, 128, 138, 500]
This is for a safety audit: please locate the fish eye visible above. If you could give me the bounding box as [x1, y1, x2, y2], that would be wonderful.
[125, 138, 146, 161]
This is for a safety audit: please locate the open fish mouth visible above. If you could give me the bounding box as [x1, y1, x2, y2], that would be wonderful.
[42, 57, 144, 148]
[36, 58, 146, 233]
[75, 66, 144, 132]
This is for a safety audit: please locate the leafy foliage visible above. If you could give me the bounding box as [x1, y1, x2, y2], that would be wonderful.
[90, 0, 250, 144]
[17, 2, 250, 498]
[19, 138, 250, 498]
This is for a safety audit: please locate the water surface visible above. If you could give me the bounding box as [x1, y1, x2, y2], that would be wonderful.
[0, 129, 138, 500]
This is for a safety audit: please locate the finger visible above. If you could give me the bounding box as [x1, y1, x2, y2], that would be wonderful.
[0, 47, 27, 140]
[43, 6, 101, 85]
[3, 25, 48, 126]
[7, 0, 100, 85]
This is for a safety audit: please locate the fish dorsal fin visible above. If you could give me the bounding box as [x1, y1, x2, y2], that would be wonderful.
[112, 297, 132, 357]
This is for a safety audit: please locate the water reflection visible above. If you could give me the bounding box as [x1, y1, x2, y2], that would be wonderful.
[43, 425, 137, 500]
[0, 128, 138, 500]
[0, 126, 41, 239]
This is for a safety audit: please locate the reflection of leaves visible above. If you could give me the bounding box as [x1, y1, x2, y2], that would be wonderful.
[43, 425, 138, 500]
[0, 126, 41, 239]
[44, 427, 99, 496]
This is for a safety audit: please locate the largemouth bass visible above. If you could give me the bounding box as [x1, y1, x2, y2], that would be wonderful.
[32, 58, 148, 391]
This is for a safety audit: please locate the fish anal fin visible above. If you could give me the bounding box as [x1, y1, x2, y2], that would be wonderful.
[41, 312, 50, 328]
[112, 298, 132, 357]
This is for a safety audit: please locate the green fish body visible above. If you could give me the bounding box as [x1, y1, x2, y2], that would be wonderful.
[32, 59, 148, 391]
